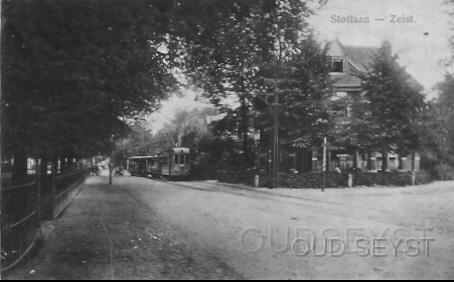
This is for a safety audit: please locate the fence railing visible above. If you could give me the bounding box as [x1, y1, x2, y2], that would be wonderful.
[1, 169, 90, 272]
[1, 182, 41, 272]
[52, 170, 89, 218]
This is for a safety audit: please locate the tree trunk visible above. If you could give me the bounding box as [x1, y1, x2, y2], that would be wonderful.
[239, 95, 251, 166]
[35, 158, 42, 222]
[353, 149, 359, 170]
[11, 149, 27, 185]
[381, 151, 388, 171]
[398, 156, 403, 170]
[367, 152, 372, 171]
[40, 156, 50, 195]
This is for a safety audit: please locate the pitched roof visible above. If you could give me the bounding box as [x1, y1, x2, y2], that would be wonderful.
[328, 40, 424, 92]
[330, 73, 363, 91]
[328, 40, 378, 89]
[339, 44, 378, 72]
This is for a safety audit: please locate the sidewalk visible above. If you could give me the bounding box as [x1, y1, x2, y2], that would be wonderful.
[2, 176, 236, 280]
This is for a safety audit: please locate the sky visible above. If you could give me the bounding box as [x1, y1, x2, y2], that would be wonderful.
[309, 0, 453, 96]
[148, 0, 453, 132]
[145, 88, 212, 133]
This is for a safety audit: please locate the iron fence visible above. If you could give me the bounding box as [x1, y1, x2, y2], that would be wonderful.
[53, 170, 89, 219]
[1, 169, 90, 271]
[1, 182, 40, 272]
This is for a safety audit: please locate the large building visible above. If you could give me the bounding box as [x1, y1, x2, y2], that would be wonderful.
[256, 40, 420, 174]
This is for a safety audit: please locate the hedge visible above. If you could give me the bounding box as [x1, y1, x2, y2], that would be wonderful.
[216, 170, 433, 189]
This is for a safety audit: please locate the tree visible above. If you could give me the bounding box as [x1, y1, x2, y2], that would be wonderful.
[1, 0, 330, 183]
[355, 41, 426, 170]
[176, 0, 328, 168]
[431, 75, 454, 163]
[438, 75, 454, 156]
[1, 0, 177, 183]
[253, 37, 332, 146]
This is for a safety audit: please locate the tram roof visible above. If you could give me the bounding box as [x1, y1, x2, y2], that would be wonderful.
[128, 155, 158, 159]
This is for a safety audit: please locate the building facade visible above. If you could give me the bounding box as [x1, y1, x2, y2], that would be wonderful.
[257, 40, 420, 174]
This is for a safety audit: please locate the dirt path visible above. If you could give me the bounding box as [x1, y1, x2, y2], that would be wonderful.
[116, 177, 454, 279]
[4, 175, 454, 279]
[3, 176, 242, 280]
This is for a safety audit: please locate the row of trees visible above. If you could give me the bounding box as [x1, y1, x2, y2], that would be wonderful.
[153, 40, 453, 176]
[115, 0, 453, 176]
[178, 0, 331, 168]
[2, 0, 453, 183]
[2, 0, 180, 183]
[3, 0, 318, 183]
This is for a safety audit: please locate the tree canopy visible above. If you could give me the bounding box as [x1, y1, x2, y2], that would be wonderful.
[176, 0, 330, 165]
[355, 41, 426, 158]
[1, 0, 178, 166]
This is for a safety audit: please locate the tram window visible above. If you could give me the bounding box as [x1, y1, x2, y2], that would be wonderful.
[174, 155, 179, 165]
[183, 155, 188, 164]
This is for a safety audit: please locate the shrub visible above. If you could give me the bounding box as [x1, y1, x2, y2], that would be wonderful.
[217, 169, 434, 189]
[217, 170, 348, 188]
[353, 171, 411, 187]
[434, 164, 454, 180]
[216, 170, 255, 186]
[415, 170, 433, 184]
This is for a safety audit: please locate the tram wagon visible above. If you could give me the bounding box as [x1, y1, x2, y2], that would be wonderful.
[127, 147, 191, 179]
[128, 156, 156, 177]
[160, 147, 191, 178]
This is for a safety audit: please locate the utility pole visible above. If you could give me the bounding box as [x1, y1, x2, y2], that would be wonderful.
[254, 91, 283, 188]
[272, 112, 279, 188]
[322, 136, 327, 192]
[109, 134, 114, 185]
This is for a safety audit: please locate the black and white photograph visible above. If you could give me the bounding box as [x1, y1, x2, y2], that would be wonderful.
[1, 0, 454, 279]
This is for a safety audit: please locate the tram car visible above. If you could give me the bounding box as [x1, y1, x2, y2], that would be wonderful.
[128, 156, 149, 176]
[160, 147, 191, 178]
[127, 147, 191, 179]
[148, 155, 161, 176]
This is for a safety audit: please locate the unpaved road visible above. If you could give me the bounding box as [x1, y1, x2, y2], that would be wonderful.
[4, 176, 454, 279]
[116, 177, 454, 280]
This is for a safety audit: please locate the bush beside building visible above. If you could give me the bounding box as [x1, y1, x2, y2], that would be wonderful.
[217, 169, 433, 189]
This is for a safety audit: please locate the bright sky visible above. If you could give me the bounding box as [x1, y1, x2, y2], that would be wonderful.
[309, 0, 453, 97]
[145, 87, 212, 133]
[148, 0, 453, 131]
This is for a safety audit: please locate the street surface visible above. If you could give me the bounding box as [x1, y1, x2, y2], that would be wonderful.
[4, 173, 454, 279]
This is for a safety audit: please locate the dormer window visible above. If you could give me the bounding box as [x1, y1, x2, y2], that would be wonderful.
[331, 57, 344, 73]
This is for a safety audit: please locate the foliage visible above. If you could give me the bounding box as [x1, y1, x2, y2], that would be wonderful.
[433, 164, 454, 180]
[152, 107, 217, 150]
[113, 123, 155, 166]
[1, 0, 178, 181]
[253, 37, 332, 146]
[217, 169, 432, 188]
[417, 74, 454, 174]
[436, 74, 454, 160]
[355, 41, 426, 158]
[177, 0, 329, 166]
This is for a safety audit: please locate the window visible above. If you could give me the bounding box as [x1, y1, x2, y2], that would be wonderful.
[179, 155, 183, 165]
[331, 58, 344, 73]
[161, 155, 168, 165]
[174, 155, 179, 165]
